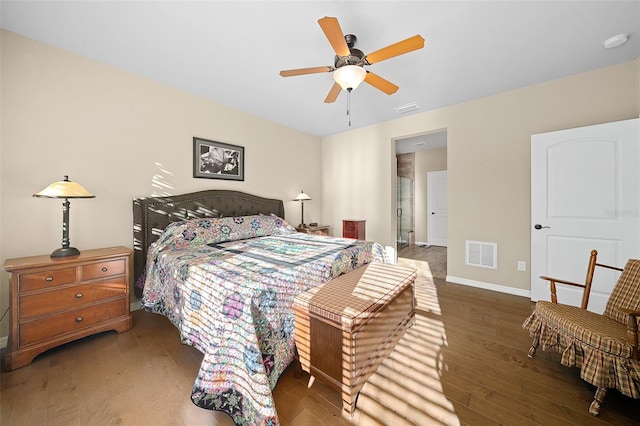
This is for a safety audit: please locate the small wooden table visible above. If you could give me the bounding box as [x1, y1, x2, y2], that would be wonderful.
[342, 220, 365, 239]
[293, 262, 416, 416]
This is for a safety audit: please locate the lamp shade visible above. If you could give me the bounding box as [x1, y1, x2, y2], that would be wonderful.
[333, 65, 366, 91]
[34, 175, 95, 199]
[293, 191, 311, 202]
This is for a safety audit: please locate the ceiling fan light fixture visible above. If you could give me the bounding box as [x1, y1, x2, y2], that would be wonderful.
[333, 65, 366, 91]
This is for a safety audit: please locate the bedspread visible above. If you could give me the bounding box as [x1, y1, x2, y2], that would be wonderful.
[141, 215, 387, 425]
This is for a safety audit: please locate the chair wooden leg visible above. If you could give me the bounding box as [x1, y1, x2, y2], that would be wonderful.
[589, 387, 607, 416]
[527, 336, 540, 358]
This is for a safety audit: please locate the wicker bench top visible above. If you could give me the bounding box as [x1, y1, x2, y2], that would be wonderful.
[294, 262, 417, 330]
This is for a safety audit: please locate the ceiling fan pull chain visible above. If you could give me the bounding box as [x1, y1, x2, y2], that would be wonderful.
[347, 88, 352, 126]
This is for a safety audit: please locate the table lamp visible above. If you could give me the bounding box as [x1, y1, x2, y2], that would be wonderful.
[34, 175, 95, 257]
[293, 190, 311, 228]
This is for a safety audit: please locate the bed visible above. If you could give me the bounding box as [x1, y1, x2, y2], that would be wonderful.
[132, 190, 388, 425]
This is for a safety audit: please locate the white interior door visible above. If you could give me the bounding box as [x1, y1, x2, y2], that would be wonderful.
[531, 118, 639, 313]
[427, 171, 448, 247]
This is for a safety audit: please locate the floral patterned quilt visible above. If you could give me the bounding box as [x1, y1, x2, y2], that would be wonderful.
[141, 214, 387, 425]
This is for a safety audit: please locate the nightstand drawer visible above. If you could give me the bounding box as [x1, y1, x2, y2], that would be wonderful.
[19, 276, 127, 319]
[19, 267, 76, 292]
[82, 259, 125, 280]
[19, 298, 126, 346]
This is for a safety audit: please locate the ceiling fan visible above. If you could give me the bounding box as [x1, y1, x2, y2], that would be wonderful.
[280, 16, 425, 103]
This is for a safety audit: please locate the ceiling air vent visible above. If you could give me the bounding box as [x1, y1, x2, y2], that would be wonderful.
[394, 102, 419, 114]
[465, 240, 497, 269]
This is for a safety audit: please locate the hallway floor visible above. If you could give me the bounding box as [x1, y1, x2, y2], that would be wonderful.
[397, 244, 447, 279]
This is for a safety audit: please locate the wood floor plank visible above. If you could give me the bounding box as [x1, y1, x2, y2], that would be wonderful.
[448, 401, 500, 426]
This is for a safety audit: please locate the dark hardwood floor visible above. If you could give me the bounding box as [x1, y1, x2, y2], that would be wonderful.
[2, 255, 638, 425]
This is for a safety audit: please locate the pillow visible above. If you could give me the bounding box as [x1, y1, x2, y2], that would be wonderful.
[158, 214, 296, 250]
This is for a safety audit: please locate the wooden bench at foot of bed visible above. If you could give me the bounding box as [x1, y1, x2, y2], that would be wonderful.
[293, 262, 417, 417]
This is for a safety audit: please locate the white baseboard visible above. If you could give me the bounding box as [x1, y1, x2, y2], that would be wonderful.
[0, 301, 144, 349]
[446, 275, 531, 298]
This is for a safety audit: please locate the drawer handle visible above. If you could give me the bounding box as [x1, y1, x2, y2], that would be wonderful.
[75, 293, 83, 299]
[101, 267, 108, 272]
[45, 276, 54, 282]
[75, 316, 83, 323]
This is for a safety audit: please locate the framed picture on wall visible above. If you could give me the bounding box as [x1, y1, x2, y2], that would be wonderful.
[193, 137, 244, 181]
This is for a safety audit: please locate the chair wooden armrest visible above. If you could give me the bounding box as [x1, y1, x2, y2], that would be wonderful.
[539, 250, 623, 309]
[539, 275, 586, 304]
[618, 308, 640, 360]
[539, 276, 587, 288]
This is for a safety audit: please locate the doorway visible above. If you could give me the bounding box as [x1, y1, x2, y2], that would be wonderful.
[395, 130, 448, 278]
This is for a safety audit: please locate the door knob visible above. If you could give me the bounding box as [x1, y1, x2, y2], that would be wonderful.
[534, 224, 550, 230]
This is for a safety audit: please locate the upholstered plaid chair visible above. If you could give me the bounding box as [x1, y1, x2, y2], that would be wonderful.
[522, 250, 640, 416]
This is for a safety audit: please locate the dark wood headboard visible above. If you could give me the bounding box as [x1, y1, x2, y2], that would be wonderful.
[132, 190, 285, 297]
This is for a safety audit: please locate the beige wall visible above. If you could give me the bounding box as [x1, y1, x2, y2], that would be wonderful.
[0, 31, 322, 338]
[322, 59, 639, 293]
[415, 147, 447, 244]
[322, 124, 397, 240]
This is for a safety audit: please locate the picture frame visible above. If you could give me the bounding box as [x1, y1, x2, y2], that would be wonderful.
[193, 137, 244, 181]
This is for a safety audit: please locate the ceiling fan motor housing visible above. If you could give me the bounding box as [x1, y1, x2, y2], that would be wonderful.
[334, 35, 365, 69]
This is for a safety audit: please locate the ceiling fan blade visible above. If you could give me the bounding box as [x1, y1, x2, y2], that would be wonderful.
[324, 82, 342, 103]
[365, 35, 425, 64]
[318, 16, 350, 57]
[364, 71, 399, 95]
[280, 66, 332, 77]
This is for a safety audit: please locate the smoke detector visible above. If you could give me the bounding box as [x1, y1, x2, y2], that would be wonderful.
[603, 34, 628, 49]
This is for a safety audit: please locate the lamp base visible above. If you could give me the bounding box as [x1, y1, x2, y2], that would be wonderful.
[51, 246, 80, 258]
[298, 223, 309, 228]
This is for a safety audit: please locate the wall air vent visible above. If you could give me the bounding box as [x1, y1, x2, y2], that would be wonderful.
[465, 240, 497, 269]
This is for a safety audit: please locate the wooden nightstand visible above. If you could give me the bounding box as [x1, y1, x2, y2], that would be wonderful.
[2, 246, 133, 371]
[342, 220, 366, 240]
[296, 225, 330, 236]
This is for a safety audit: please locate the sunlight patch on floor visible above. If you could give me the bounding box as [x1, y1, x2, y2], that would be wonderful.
[346, 263, 460, 425]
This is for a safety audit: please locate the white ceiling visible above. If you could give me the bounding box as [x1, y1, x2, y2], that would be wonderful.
[2, 1, 638, 138]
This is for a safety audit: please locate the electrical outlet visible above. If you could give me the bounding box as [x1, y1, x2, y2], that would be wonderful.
[517, 261, 526, 271]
